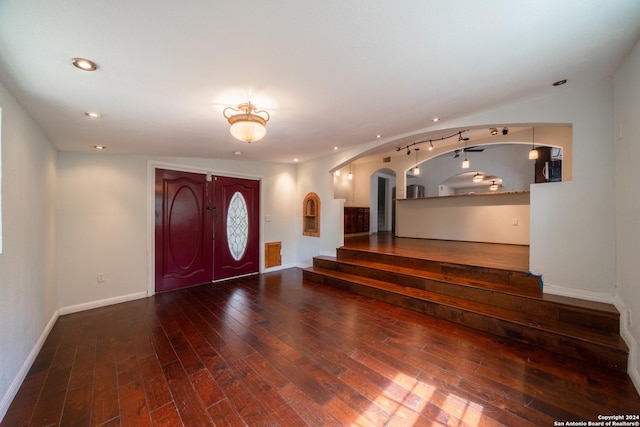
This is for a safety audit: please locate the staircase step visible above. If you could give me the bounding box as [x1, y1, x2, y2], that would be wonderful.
[337, 247, 541, 294]
[313, 255, 620, 335]
[303, 266, 628, 371]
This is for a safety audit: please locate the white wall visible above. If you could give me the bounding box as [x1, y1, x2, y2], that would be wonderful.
[0, 82, 58, 418]
[396, 193, 530, 245]
[613, 38, 640, 390]
[56, 153, 299, 311]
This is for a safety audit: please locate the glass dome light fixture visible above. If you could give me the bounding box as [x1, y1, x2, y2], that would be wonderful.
[472, 173, 483, 183]
[223, 102, 270, 143]
[490, 181, 499, 191]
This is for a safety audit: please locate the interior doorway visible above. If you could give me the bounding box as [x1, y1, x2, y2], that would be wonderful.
[369, 169, 396, 234]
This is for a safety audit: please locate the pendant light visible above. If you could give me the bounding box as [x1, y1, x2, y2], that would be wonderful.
[461, 141, 469, 168]
[529, 127, 539, 160]
[472, 173, 483, 183]
[413, 148, 420, 176]
[223, 102, 270, 143]
[347, 164, 353, 180]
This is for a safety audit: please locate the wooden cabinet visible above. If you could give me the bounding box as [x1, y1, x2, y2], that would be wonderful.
[344, 207, 370, 234]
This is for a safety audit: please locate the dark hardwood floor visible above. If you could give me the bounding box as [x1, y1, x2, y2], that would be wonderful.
[3, 268, 639, 426]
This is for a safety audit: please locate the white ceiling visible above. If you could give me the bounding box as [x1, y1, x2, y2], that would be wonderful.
[0, 1, 639, 163]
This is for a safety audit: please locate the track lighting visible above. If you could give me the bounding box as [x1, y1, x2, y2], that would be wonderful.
[490, 128, 499, 136]
[502, 127, 509, 135]
[396, 130, 469, 154]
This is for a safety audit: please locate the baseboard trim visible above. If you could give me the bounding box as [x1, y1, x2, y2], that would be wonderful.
[263, 263, 296, 273]
[59, 292, 148, 316]
[0, 309, 59, 422]
[543, 284, 614, 304]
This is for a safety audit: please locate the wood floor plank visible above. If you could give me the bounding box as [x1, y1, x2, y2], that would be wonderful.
[118, 379, 151, 427]
[161, 360, 213, 426]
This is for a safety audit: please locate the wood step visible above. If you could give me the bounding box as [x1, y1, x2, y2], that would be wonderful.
[337, 247, 541, 294]
[313, 255, 620, 335]
[303, 266, 628, 372]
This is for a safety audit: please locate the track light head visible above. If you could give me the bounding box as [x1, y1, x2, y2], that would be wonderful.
[490, 128, 499, 136]
[407, 148, 411, 155]
[502, 127, 509, 135]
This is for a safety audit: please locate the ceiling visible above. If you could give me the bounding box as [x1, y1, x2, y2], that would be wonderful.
[0, 1, 639, 164]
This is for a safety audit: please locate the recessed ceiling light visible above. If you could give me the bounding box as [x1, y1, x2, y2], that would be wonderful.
[293, 158, 299, 162]
[233, 151, 243, 156]
[333, 146, 338, 150]
[72, 58, 98, 71]
[553, 79, 567, 86]
[93, 145, 107, 150]
[432, 117, 440, 122]
[84, 112, 101, 118]
[376, 134, 381, 139]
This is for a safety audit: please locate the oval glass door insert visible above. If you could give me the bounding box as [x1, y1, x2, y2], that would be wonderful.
[227, 191, 249, 260]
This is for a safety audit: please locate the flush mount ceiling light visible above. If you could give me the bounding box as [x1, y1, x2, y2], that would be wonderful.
[472, 173, 483, 183]
[490, 181, 499, 191]
[84, 112, 101, 118]
[223, 102, 270, 143]
[72, 58, 98, 71]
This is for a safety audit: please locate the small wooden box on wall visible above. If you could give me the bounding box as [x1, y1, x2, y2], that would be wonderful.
[303, 192, 320, 237]
[265, 242, 282, 268]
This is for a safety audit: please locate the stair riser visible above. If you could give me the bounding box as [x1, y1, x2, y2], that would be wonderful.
[313, 257, 620, 334]
[337, 248, 540, 293]
[303, 270, 627, 372]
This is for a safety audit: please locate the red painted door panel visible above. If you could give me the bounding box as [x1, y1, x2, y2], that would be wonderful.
[213, 176, 260, 280]
[155, 169, 213, 291]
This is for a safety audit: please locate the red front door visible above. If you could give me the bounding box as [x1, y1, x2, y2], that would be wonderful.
[213, 176, 260, 280]
[155, 169, 214, 292]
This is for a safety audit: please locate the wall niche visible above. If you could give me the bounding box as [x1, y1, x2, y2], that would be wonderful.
[302, 192, 320, 237]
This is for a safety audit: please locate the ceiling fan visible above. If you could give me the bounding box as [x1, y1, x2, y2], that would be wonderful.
[453, 146, 485, 158]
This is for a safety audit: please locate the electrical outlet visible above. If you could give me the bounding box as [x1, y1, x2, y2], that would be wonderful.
[97, 273, 105, 283]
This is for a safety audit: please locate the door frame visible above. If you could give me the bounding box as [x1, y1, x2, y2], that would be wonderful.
[146, 160, 264, 297]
